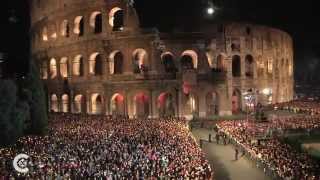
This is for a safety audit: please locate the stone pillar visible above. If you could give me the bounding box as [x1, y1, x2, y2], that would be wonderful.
[86, 91, 91, 114]
[70, 90, 74, 113]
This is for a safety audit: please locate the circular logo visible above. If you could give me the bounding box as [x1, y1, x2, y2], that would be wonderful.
[13, 154, 30, 173]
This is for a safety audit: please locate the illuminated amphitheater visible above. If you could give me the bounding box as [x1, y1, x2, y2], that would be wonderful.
[29, 0, 294, 118]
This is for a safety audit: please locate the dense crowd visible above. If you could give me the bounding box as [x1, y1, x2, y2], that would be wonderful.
[274, 100, 320, 115]
[0, 114, 212, 179]
[217, 117, 320, 180]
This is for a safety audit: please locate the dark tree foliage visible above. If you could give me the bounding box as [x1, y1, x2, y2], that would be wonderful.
[0, 80, 27, 146]
[23, 59, 48, 135]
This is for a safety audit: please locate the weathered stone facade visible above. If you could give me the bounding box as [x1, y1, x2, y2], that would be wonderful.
[29, 0, 294, 118]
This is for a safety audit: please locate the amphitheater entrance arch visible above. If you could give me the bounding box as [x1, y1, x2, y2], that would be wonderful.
[157, 92, 175, 117]
[109, 7, 124, 31]
[62, 94, 69, 113]
[134, 92, 149, 118]
[73, 55, 84, 76]
[51, 94, 59, 112]
[206, 91, 219, 116]
[181, 50, 198, 70]
[109, 51, 124, 74]
[161, 52, 176, 73]
[185, 94, 197, 115]
[232, 89, 242, 114]
[132, 49, 148, 74]
[74, 95, 85, 113]
[245, 55, 254, 78]
[91, 93, 103, 114]
[90, 11, 102, 34]
[232, 55, 241, 77]
[110, 93, 125, 116]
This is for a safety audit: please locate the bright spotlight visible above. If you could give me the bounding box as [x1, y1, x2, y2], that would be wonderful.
[207, 7, 215, 15]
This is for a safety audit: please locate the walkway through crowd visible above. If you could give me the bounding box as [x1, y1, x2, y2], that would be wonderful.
[192, 128, 271, 180]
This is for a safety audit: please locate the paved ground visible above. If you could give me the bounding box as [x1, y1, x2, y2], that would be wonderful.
[192, 128, 271, 180]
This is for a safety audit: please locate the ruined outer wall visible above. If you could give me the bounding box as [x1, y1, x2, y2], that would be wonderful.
[29, 0, 294, 118]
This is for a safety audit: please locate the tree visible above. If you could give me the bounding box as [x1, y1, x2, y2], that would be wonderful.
[0, 80, 27, 146]
[23, 59, 48, 135]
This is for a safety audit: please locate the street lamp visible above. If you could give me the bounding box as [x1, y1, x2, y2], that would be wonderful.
[207, 7, 215, 15]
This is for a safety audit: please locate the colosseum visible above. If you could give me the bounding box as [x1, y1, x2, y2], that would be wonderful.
[29, 0, 294, 118]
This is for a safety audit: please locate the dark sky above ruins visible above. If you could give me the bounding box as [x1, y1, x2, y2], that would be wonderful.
[0, 0, 319, 81]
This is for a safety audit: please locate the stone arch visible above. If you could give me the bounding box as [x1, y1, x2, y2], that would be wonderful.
[73, 55, 84, 76]
[74, 16, 84, 36]
[62, 94, 69, 113]
[185, 93, 197, 115]
[51, 94, 59, 112]
[60, 57, 68, 78]
[61, 20, 70, 37]
[91, 93, 103, 114]
[217, 54, 225, 71]
[89, 52, 103, 76]
[181, 50, 198, 70]
[109, 7, 124, 31]
[157, 92, 175, 117]
[206, 91, 219, 116]
[245, 55, 254, 78]
[132, 49, 148, 74]
[50, 58, 57, 79]
[74, 94, 85, 113]
[232, 89, 242, 114]
[161, 52, 177, 73]
[134, 92, 149, 118]
[90, 11, 102, 34]
[42, 26, 48, 41]
[110, 93, 125, 115]
[232, 55, 241, 77]
[109, 50, 124, 74]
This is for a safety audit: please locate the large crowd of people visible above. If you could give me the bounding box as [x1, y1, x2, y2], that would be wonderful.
[0, 114, 212, 179]
[274, 100, 320, 115]
[217, 117, 320, 180]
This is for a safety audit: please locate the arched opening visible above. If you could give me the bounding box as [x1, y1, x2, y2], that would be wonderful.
[109, 7, 124, 31]
[232, 89, 242, 114]
[62, 94, 69, 113]
[217, 54, 224, 71]
[50, 58, 57, 79]
[61, 20, 70, 37]
[206, 92, 219, 116]
[181, 50, 198, 70]
[161, 52, 177, 73]
[109, 51, 124, 74]
[60, 57, 68, 78]
[134, 93, 149, 118]
[49, 25, 57, 40]
[42, 26, 48, 41]
[232, 55, 241, 77]
[91, 93, 103, 114]
[132, 49, 148, 74]
[110, 93, 125, 116]
[74, 95, 85, 113]
[74, 16, 84, 36]
[157, 92, 175, 117]
[89, 53, 103, 76]
[51, 94, 59, 112]
[245, 55, 254, 78]
[73, 55, 84, 76]
[90, 11, 102, 34]
[41, 61, 48, 79]
[186, 94, 196, 115]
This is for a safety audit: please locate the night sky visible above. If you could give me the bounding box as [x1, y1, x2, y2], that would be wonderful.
[1, 0, 319, 82]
